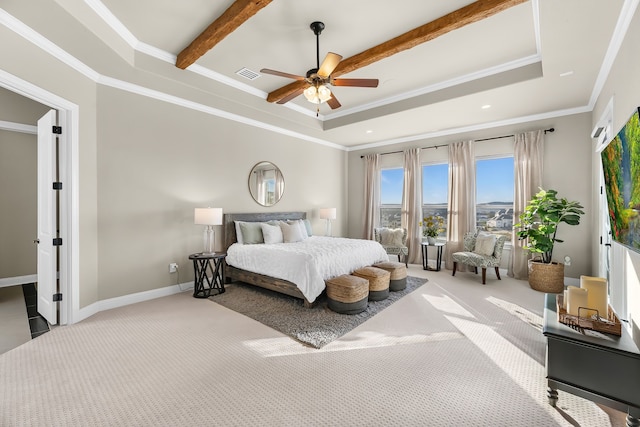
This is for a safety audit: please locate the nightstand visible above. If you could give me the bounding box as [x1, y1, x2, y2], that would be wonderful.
[189, 252, 226, 298]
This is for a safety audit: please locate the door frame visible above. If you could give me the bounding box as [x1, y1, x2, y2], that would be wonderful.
[0, 69, 79, 325]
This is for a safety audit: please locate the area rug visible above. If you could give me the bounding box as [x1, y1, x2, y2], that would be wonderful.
[210, 276, 427, 348]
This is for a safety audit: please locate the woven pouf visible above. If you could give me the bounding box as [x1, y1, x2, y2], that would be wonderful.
[325, 274, 369, 314]
[352, 266, 390, 301]
[373, 261, 407, 292]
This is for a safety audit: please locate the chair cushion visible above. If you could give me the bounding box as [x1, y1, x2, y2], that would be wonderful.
[452, 251, 499, 268]
[473, 233, 496, 256]
[379, 228, 405, 246]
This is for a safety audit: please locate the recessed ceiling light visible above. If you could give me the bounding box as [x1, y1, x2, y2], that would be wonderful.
[366, 130, 373, 134]
[481, 104, 491, 109]
[560, 71, 574, 77]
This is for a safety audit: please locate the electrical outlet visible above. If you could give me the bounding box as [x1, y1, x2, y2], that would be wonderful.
[169, 263, 178, 273]
[563, 256, 571, 266]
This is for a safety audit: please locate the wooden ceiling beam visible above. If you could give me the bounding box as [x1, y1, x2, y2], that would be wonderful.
[267, 0, 528, 103]
[176, 0, 272, 70]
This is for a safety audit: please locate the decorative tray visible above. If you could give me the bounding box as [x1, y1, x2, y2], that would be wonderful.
[556, 294, 622, 336]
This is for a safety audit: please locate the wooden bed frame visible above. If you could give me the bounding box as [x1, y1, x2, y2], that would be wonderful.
[222, 212, 315, 307]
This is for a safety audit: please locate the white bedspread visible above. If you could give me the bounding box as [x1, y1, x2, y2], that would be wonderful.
[226, 236, 389, 303]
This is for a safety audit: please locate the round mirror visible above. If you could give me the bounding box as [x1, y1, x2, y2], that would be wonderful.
[248, 161, 285, 207]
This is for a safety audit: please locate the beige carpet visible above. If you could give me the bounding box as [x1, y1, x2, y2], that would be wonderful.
[0, 266, 627, 426]
[0, 285, 31, 354]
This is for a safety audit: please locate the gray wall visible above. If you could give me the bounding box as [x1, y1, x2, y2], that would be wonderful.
[0, 130, 37, 278]
[348, 113, 593, 278]
[95, 86, 346, 300]
[0, 88, 51, 280]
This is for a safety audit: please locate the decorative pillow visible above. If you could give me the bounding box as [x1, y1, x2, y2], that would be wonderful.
[239, 222, 264, 244]
[380, 228, 404, 246]
[473, 233, 497, 256]
[281, 221, 306, 243]
[302, 219, 313, 236]
[287, 219, 308, 240]
[261, 222, 283, 244]
[234, 221, 244, 244]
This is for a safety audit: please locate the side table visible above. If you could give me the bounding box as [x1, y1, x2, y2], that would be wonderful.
[189, 252, 226, 298]
[421, 241, 445, 271]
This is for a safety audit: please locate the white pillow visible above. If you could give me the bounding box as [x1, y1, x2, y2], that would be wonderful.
[287, 219, 308, 240]
[281, 221, 306, 243]
[261, 222, 283, 244]
[473, 233, 497, 256]
[380, 228, 404, 246]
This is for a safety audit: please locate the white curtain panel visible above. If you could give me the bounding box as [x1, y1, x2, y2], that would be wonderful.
[445, 140, 476, 270]
[363, 154, 380, 240]
[508, 130, 544, 279]
[402, 148, 422, 264]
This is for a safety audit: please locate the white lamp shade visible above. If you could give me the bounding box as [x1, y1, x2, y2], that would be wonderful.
[194, 207, 223, 225]
[319, 208, 337, 220]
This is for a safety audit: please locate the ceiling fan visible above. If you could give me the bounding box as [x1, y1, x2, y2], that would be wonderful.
[260, 21, 379, 113]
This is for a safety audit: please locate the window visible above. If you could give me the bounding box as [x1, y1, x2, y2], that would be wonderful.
[422, 163, 448, 237]
[380, 168, 403, 228]
[476, 156, 514, 241]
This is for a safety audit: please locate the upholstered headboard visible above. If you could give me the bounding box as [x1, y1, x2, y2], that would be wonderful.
[223, 212, 307, 253]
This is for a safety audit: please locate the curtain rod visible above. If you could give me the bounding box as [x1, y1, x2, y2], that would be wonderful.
[359, 127, 555, 158]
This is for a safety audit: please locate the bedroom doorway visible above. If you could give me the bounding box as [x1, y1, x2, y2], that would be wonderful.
[0, 69, 79, 325]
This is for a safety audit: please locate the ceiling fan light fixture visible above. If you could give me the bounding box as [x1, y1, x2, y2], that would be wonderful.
[304, 83, 332, 104]
[318, 84, 332, 102]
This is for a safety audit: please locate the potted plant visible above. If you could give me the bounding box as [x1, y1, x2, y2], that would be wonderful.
[420, 214, 445, 244]
[514, 188, 584, 292]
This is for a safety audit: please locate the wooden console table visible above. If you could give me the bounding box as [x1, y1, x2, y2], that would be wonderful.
[543, 294, 640, 426]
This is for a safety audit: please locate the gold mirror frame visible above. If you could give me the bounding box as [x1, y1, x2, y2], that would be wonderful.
[248, 161, 285, 207]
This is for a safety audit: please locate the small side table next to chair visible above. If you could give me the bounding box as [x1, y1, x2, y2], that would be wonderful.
[421, 241, 445, 271]
[189, 252, 226, 298]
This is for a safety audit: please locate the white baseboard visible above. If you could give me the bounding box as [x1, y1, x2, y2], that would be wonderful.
[77, 281, 194, 322]
[0, 274, 37, 288]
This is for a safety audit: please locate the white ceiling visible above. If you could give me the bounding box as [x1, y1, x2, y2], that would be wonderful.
[81, 0, 626, 148]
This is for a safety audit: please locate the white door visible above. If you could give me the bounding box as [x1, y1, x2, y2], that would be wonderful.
[37, 110, 58, 325]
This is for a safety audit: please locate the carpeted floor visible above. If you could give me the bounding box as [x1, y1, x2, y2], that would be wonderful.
[0, 266, 629, 426]
[210, 276, 427, 348]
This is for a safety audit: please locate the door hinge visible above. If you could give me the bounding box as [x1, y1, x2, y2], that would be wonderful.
[52, 126, 62, 134]
[53, 293, 63, 302]
[53, 238, 63, 246]
[53, 182, 62, 190]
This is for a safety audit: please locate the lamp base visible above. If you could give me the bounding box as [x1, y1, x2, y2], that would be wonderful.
[325, 219, 332, 237]
[203, 226, 215, 254]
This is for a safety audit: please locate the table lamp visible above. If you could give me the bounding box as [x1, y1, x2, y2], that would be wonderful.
[319, 208, 336, 237]
[194, 207, 223, 254]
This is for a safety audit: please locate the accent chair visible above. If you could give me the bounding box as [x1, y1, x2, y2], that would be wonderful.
[374, 227, 409, 267]
[452, 231, 507, 284]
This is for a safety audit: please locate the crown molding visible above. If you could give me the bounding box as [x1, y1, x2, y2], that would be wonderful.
[346, 105, 592, 152]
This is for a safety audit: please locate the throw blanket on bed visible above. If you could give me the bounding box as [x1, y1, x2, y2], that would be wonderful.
[226, 236, 389, 303]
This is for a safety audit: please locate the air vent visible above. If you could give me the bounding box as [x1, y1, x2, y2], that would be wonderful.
[236, 67, 261, 81]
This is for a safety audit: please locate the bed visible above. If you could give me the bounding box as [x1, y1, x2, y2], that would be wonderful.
[223, 212, 389, 307]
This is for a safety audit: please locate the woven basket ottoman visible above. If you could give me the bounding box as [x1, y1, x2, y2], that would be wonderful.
[325, 274, 369, 314]
[373, 261, 407, 292]
[352, 266, 390, 301]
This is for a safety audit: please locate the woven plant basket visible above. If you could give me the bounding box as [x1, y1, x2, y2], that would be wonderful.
[528, 260, 564, 293]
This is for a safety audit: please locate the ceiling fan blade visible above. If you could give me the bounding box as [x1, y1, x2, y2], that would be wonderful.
[276, 87, 305, 104]
[260, 69, 306, 80]
[317, 52, 343, 78]
[327, 95, 341, 110]
[330, 78, 379, 88]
